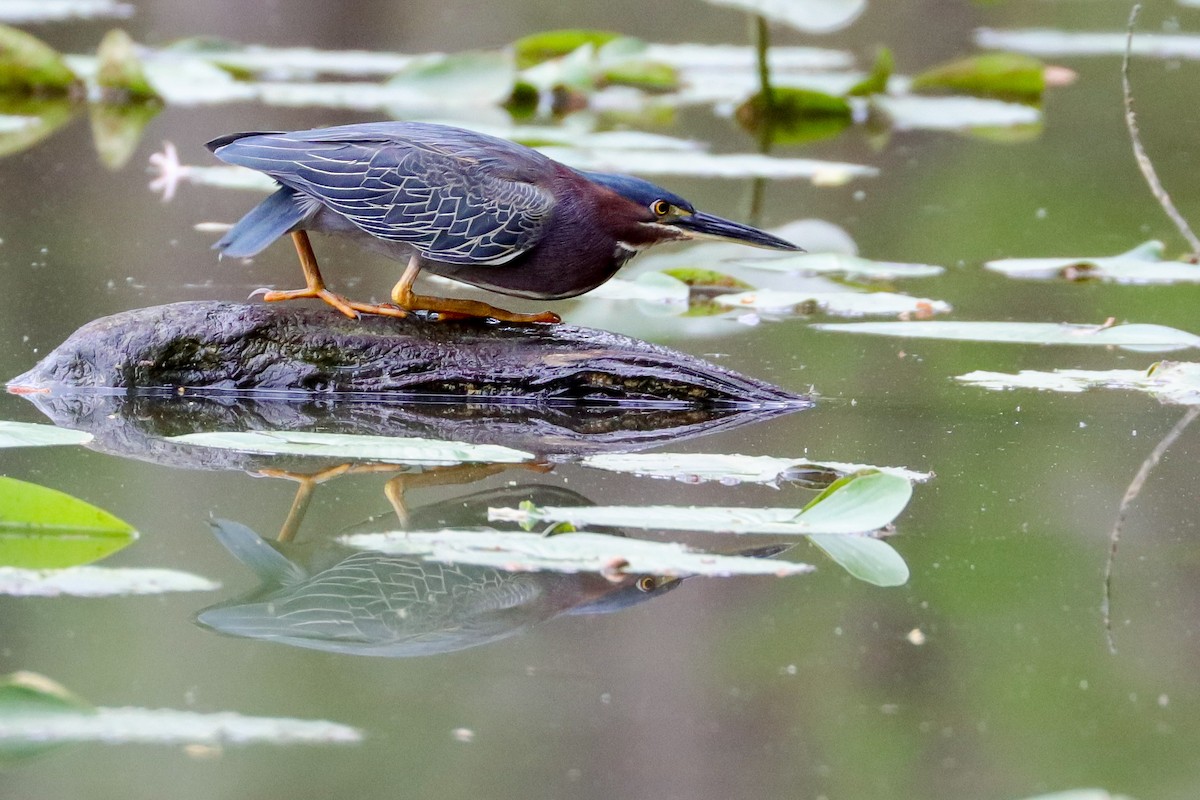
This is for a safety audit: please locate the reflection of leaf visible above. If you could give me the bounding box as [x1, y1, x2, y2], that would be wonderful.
[736, 87, 853, 145]
[0, 672, 361, 747]
[986, 241, 1200, 284]
[169, 431, 533, 465]
[807, 534, 908, 586]
[958, 361, 1200, 406]
[734, 252, 943, 279]
[343, 528, 814, 578]
[846, 47, 893, 96]
[0, 99, 76, 158]
[911, 52, 1045, 101]
[0, 566, 218, 596]
[491, 471, 913, 535]
[0, 23, 79, 93]
[814, 321, 1200, 353]
[716, 289, 951, 317]
[580, 452, 932, 485]
[0, 477, 136, 569]
[89, 100, 160, 170]
[0, 421, 92, 448]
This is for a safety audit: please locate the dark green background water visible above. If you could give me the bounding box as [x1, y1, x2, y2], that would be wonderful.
[1, 1, 1198, 798]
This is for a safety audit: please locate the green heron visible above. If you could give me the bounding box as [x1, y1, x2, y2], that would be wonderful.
[207, 122, 800, 324]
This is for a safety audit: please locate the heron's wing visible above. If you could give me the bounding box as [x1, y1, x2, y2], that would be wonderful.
[213, 132, 555, 266]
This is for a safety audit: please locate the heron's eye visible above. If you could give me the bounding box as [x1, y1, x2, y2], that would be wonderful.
[651, 199, 671, 217]
[637, 576, 657, 592]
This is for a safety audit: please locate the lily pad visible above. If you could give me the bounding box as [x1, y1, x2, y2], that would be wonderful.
[957, 361, 1200, 406]
[490, 470, 913, 535]
[872, 95, 1042, 132]
[846, 47, 893, 97]
[0, 1, 133, 23]
[169, 431, 534, 465]
[807, 533, 908, 586]
[579, 452, 932, 485]
[736, 87, 853, 144]
[543, 146, 877, 184]
[0, 24, 79, 94]
[512, 29, 622, 69]
[0, 421, 92, 448]
[341, 528, 814, 579]
[733, 252, 944, 279]
[0, 566, 218, 596]
[95, 29, 160, 102]
[582, 271, 690, 303]
[911, 52, 1045, 102]
[976, 28, 1200, 60]
[386, 50, 517, 106]
[0, 477, 136, 569]
[985, 241, 1200, 284]
[814, 321, 1200, 353]
[715, 289, 951, 317]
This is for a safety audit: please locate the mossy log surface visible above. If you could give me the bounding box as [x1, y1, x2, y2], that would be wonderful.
[9, 302, 807, 408]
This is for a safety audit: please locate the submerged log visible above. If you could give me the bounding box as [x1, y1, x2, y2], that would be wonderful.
[9, 301, 806, 408]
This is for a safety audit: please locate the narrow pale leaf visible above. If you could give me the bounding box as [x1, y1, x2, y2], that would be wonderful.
[342, 529, 813, 578]
[873, 95, 1041, 131]
[0, 422, 92, 448]
[168, 431, 533, 464]
[580, 452, 931, 485]
[957, 361, 1200, 406]
[986, 241, 1200, 284]
[733, 252, 944, 279]
[697, 0, 866, 34]
[814, 321, 1200, 353]
[716, 289, 951, 317]
[976, 27, 1200, 60]
[0, 566, 218, 597]
[0, 1, 133, 23]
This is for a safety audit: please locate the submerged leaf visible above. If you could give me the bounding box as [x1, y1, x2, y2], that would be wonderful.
[0, 24, 79, 94]
[814, 321, 1200, 353]
[911, 52, 1045, 101]
[0, 421, 92, 448]
[342, 528, 813, 578]
[734, 252, 944, 279]
[169, 431, 534, 465]
[985, 241, 1200, 284]
[957, 361, 1200, 406]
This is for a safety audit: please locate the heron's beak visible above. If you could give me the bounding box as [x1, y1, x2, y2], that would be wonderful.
[670, 212, 802, 251]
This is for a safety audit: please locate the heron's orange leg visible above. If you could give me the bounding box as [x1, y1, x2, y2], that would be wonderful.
[387, 256, 561, 324]
[251, 232, 377, 319]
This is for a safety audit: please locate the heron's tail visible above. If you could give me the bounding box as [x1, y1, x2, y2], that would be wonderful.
[214, 186, 309, 258]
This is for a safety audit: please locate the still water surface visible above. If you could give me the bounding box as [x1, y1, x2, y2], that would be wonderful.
[1, 1, 1199, 798]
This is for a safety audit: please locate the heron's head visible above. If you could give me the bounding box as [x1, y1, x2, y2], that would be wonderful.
[579, 171, 801, 252]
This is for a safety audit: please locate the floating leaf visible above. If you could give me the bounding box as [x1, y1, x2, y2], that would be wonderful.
[342, 528, 813, 578]
[911, 52, 1045, 101]
[814, 321, 1200, 353]
[0, 477, 136, 569]
[95, 29, 160, 101]
[715, 289, 951, 317]
[385, 50, 517, 106]
[582, 271, 690, 303]
[661, 268, 754, 290]
[846, 47, 893, 96]
[697, 0, 867, 34]
[0, 421, 92, 448]
[957, 361, 1200, 406]
[985, 241, 1200, 284]
[490, 471, 913, 535]
[0, 1, 133, 23]
[976, 27, 1200, 60]
[165, 40, 416, 79]
[169, 431, 534, 465]
[0, 566, 218, 596]
[512, 29, 621, 69]
[733, 252, 944, 279]
[0, 23, 79, 93]
[872, 94, 1041, 132]
[0, 672, 359, 746]
[541, 146, 877, 183]
[580, 452, 932, 485]
[1014, 792, 1133, 800]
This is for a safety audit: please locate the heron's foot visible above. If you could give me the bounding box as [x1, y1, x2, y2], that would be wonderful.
[344, 300, 410, 319]
[393, 291, 561, 324]
[250, 285, 359, 319]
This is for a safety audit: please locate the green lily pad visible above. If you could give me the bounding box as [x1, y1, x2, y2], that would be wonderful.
[0, 477, 136, 569]
[807, 534, 909, 587]
[95, 29, 160, 102]
[0, 23, 80, 94]
[512, 29, 621, 69]
[736, 87, 853, 145]
[911, 52, 1045, 102]
[661, 268, 754, 290]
